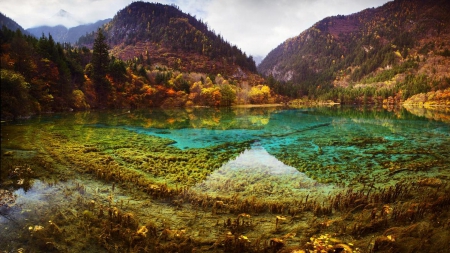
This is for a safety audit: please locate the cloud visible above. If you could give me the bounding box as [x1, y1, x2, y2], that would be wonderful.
[0, 0, 134, 28]
[199, 0, 389, 59]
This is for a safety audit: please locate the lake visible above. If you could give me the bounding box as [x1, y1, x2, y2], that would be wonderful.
[1, 106, 449, 252]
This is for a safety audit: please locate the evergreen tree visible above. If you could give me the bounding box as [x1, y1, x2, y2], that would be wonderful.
[91, 29, 110, 106]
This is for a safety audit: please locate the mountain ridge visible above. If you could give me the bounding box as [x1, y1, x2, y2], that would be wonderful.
[26, 19, 111, 44]
[0, 12, 27, 34]
[258, 0, 450, 103]
[1, 0, 450, 111]
[76, 1, 257, 78]
[0, 2, 276, 120]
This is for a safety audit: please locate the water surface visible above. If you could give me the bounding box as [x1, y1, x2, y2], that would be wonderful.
[1, 106, 449, 252]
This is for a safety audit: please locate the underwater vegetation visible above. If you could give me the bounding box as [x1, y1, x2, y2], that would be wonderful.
[1, 107, 450, 252]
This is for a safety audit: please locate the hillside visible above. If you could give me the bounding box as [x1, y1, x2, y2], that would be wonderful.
[77, 1, 257, 78]
[258, 0, 450, 104]
[0, 12, 27, 34]
[27, 19, 111, 44]
[1, 3, 279, 120]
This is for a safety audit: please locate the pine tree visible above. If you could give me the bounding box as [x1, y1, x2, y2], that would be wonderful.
[91, 29, 110, 106]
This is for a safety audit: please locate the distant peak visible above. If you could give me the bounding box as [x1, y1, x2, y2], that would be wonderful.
[55, 9, 70, 17]
[51, 9, 81, 28]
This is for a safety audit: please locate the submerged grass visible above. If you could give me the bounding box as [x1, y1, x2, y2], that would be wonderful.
[1, 108, 450, 253]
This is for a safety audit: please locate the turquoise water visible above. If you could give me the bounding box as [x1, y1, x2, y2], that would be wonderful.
[4, 106, 449, 179]
[4, 106, 449, 180]
[1, 106, 450, 252]
[82, 106, 450, 186]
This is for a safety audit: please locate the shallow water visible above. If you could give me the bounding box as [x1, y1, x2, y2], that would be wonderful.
[1, 106, 450, 252]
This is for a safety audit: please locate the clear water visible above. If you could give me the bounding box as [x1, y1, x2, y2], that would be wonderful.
[1, 106, 449, 252]
[73, 106, 450, 186]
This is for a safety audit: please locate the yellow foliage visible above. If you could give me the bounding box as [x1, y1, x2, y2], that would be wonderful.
[200, 87, 222, 106]
[71, 89, 89, 110]
[204, 77, 213, 88]
[249, 85, 271, 104]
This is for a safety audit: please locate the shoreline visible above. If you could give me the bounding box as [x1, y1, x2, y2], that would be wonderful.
[231, 103, 285, 108]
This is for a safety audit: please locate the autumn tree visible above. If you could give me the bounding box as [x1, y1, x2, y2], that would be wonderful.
[1, 69, 33, 118]
[220, 83, 236, 106]
[249, 85, 271, 104]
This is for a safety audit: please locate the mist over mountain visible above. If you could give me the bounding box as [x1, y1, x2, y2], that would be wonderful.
[26, 19, 111, 44]
[53, 9, 78, 24]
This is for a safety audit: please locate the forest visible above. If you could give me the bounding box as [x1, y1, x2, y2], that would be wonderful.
[77, 2, 257, 74]
[259, 0, 450, 106]
[1, 26, 277, 121]
[2, 0, 450, 121]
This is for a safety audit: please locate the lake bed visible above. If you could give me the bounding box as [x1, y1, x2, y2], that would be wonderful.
[1, 106, 449, 252]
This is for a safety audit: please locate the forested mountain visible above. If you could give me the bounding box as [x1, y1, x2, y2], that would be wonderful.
[1, 2, 277, 121]
[3, 0, 450, 121]
[77, 1, 257, 76]
[26, 19, 111, 44]
[258, 0, 450, 105]
[0, 12, 27, 34]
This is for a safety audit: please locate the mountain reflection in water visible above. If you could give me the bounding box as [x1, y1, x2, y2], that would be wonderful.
[191, 143, 338, 201]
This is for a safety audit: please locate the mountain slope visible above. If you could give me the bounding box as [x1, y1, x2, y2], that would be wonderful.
[77, 1, 257, 77]
[258, 0, 450, 101]
[27, 25, 67, 41]
[26, 19, 111, 44]
[0, 12, 27, 34]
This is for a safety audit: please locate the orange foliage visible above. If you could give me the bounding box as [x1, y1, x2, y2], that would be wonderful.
[212, 89, 222, 106]
[0, 48, 15, 69]
[166, 88, 176, 96]
[142, 85, 154, 95]
[167, 118, 176, 124]
[82, 76, 97, 105]
[106, 74, 115, 84]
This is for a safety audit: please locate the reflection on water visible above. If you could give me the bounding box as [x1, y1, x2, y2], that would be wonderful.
[1, 180, 57, 225]
[403, 104, 450, 123]
[191, 143, 338, 200]
[1, 105, 450, 252]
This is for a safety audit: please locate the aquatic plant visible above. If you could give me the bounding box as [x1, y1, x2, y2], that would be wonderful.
[306, 234, 359, 253]
[1, 107, 449, 253]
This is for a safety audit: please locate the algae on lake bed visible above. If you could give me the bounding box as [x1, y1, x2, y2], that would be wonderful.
[1, 107, 450, 252]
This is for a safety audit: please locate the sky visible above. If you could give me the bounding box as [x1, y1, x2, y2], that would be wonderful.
[0, 0, 391, 61]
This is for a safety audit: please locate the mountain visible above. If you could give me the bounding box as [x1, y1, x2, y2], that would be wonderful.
[27, 25, 68, 41]
[53, 9, 79, 26]
[77, 1, 257, 77]
[67, 19, 112, 44]
[0, 12, 27, 34]
[258, 0, 450, 103]
[54, 9, 74, 20]
[1, 2, 277, 120]
[26, 19, 111, 44]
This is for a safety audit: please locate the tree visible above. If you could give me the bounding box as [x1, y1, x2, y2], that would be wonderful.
[109, 56, 127, 82]
[249, 85, 270, 104]
[91, 29, 110, 106]
[220, 83, 236, 106]
[1, 69, 33, 118]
